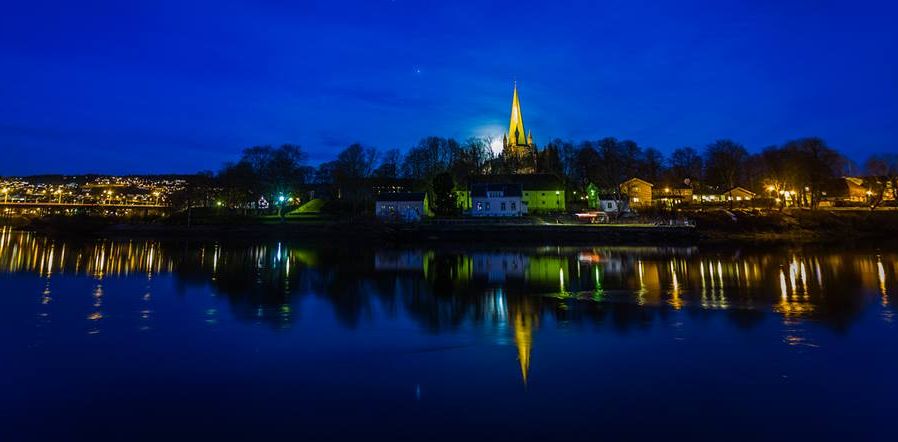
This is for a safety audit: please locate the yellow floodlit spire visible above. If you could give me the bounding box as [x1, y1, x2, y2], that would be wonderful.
[513, 309, 533, 386]
[508, 81, 528, 146]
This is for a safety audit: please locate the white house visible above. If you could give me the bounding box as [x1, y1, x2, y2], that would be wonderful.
[375, 192, 428, 222]
[470, 184, 524, 217]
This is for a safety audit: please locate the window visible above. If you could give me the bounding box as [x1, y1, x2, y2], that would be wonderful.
[475, 202, 483, 211]
[501, 202, 506, 211]
[606, 202, 613, 210]
[511, 202, 516, 210]
[485, 202, 490, 210]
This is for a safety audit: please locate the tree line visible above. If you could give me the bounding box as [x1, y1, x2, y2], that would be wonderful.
[192, 135, 896, 212]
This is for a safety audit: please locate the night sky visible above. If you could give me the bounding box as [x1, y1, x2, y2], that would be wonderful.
[2, 0, 896, 175]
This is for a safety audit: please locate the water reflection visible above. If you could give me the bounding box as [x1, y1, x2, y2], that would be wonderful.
[1, 227, 897, 382]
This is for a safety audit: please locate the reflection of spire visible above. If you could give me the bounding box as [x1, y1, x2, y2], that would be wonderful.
[513, 310, 533, 386]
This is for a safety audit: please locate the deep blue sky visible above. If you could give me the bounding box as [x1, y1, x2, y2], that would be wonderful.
[2, 0, 896, 175]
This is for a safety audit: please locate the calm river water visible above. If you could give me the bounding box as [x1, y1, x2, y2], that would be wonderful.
[1, 227, 896, 441]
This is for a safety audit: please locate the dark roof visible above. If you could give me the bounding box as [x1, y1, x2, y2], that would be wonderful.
[820, 177, 852, 198]
[471, 183, 523, 197]
[723, 187, 757, 196]
[468, 174, 563, 190]
[375, 192, 426, 202]
[655, 181, 693, 190]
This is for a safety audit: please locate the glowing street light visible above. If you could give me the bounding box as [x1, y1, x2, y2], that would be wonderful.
[1, 187, 8, 204]
[276, 194, 288, 220]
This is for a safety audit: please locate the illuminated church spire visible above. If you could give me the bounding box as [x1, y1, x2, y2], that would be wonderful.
[502, 81, 537, 173]
[508, 81, 528, 146]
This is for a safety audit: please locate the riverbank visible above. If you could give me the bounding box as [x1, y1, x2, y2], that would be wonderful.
[689, 209, 898, 243]
[4, 209, 897, 245]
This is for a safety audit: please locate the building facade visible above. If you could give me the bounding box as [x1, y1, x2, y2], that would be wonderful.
[458, 174, 565, 214]
[470, 184, 524, 217]
[620, 178, 654, 207]
[375, 192, 428, 222]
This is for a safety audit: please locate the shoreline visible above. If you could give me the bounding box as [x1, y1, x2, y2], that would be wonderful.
[4, 216, 897, 247]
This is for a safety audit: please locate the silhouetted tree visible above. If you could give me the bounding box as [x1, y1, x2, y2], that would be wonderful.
[704, 139, 748, 191]
[216, 144, 308, 206]
[864, 154, 898, 209]
[373, 148, 401, 178]
[431, 171, 458, 216]
[640, 147, 665, 183]
[669, 147, 703, 182]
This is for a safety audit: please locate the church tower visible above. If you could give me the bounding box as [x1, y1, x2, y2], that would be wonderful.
[502, 82, 537, 173]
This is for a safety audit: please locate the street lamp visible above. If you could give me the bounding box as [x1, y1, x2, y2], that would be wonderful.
[55, 188, 63, 204]
[1, 187, 8, 204]
[277, 194, 287, 220]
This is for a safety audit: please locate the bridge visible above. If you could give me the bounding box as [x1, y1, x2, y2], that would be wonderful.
[0, 201, 172, 215]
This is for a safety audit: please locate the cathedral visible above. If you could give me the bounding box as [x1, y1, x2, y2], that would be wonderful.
[502, 82, 537, 173]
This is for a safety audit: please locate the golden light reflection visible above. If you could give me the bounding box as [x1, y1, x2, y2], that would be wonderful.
[777, 265, 814, 317]
[669, 261, 682, 310]
[512, 308, 535, 387]
[877, 257, 888, 306]
[0, 230, 169, 276]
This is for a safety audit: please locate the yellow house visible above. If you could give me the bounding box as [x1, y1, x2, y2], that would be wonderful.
[723, 187, 756, 202]
[652, 184, 693, 206]
[620, 178, 653, 207]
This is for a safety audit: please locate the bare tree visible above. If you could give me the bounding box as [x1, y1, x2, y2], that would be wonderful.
[865, 154, 898, 210]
